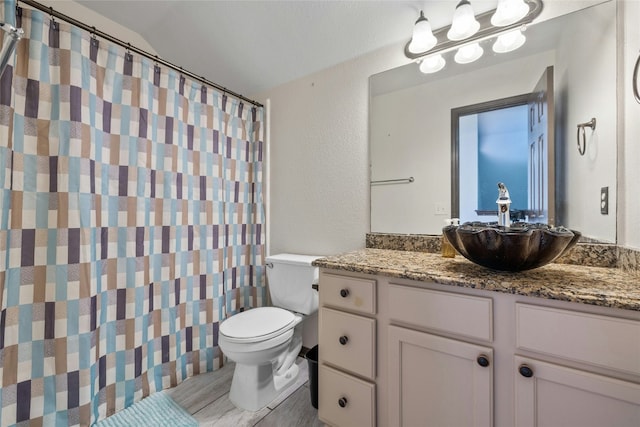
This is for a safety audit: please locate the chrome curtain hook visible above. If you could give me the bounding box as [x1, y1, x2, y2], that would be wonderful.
[49, 6, 58, 29]
[576, 117, 596, 156]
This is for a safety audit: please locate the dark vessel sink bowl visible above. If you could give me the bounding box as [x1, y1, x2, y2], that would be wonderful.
[443, 222, 581, 272]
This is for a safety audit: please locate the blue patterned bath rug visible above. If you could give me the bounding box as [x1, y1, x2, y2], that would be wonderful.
[94, 391, 198, 427]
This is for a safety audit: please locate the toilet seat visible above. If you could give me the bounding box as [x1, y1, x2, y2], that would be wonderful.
[219, 307, 296, 343]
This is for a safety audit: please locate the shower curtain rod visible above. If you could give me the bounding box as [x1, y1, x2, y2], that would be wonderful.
[18, 0, 264, 108]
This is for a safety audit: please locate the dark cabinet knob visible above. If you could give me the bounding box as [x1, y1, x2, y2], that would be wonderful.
[338, 397, 348, 408]
[519, 364, 534, 378]
[339, 335, 349, 345]
[477, 354, 490, 367]
[340, 288, 350, 298]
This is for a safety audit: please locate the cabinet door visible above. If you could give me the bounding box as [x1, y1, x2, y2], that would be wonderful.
[515, 356, 640, 427]
[388, 325, 493, 427]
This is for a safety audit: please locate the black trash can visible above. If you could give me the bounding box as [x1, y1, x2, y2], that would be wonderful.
[306, 345, 319, 409]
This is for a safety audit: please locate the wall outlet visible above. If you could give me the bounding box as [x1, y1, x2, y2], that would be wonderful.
[600, 187, 608, 215]
[435, 202, 448, 215]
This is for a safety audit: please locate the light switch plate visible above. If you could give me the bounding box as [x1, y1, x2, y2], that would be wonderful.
[600, 187, 608, 215]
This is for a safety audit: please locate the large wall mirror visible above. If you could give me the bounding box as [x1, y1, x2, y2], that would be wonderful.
[370, 0, 617, 243]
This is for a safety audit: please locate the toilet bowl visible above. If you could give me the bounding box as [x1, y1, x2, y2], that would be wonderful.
[217, 254, 321, 411]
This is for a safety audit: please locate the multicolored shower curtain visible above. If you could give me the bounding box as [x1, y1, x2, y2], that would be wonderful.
[0, 3, 266, 425]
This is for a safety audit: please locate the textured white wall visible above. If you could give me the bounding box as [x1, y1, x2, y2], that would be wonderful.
[28, 1, 157, 54]
[256, 45, 409, 256]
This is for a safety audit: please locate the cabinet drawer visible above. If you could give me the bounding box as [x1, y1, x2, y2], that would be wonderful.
[321, 273, 376, 315]
[516, 303, 640, 375]
[319, 364, 375, 427]
[389, 284, 493, 342]
[320, 307, 376, 379]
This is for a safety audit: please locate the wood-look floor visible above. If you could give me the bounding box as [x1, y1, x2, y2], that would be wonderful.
[167, 358, 324, 427]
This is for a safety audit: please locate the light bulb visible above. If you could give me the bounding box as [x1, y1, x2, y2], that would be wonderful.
[493, 30, 526, 53]
[408, 11, 437, 54]
[454, 43, 483, 64]
[419, 55, 446, 74]
[491, 0, 529, 27]
[447, 0, 480, 41]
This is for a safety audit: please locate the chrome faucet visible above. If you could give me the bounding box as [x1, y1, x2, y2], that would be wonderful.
[496, 182, 512, 228]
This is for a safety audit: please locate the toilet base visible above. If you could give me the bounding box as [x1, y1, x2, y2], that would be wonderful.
[229, 361, 300, 411]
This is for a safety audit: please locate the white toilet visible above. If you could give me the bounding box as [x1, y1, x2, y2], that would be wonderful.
[218, 253, 321, 411]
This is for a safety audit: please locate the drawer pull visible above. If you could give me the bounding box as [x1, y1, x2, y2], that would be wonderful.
[340, 288, 350, 298]
[519, 364, 534, 378]
[338, 397, 348, 408]
[477, 354, 490, 367]
[339, 335, 349, 345]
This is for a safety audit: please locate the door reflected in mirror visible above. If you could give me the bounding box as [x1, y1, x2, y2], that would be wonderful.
[457, 102, 530, 221]
[452, 66, 554, 225]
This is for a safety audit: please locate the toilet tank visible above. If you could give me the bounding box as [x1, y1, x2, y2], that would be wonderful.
[266, 253, 322, 315]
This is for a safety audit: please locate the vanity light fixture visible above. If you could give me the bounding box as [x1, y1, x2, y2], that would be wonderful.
[491, 0, 530, 27]
[454, 42, 484, 64]
[419, 54, 446, 73]
[405, 0, 543, 74]
[408, 11, 437, 54]
[492, 29, 526, 53]
[447, 0, 480, 41]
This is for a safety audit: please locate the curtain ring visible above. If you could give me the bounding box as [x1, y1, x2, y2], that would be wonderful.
[49, 6, 58, 30]
[90, 26, 98, 46]
[576, 117, 596, 156]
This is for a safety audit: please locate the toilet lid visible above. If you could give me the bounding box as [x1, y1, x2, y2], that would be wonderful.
[219, 307, 295, 340]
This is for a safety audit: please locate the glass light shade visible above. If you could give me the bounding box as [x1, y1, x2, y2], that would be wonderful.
[408, 11, 437, 54]
[419, 55, 446, 74]
[454, 43, 483, 64]
[447, 0, 480, 41]
[493, 30, 526, 53]
[491, 0, 529, 27]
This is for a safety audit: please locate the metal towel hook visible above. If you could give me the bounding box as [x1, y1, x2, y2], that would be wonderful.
[576, 118, 596, 156]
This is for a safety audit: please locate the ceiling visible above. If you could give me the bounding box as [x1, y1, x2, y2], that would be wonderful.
[75, 1, 501, 97]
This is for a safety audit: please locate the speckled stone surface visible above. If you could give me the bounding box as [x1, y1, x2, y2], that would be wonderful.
[366, 233, 619, 268]
[366, 233, 441, 253]
[619, 246, 640, 277]
[313, 248, 640, 312]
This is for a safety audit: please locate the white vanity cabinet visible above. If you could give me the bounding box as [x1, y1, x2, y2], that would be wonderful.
[318, 273, 377, 427]
[387, 284, 494, 427]
[514, 304, 640, 427]
[317, 269, 640, 427]
[388, 326, 493, 427]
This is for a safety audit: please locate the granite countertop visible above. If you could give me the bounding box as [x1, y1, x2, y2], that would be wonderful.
[313, 248, 640, 312]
